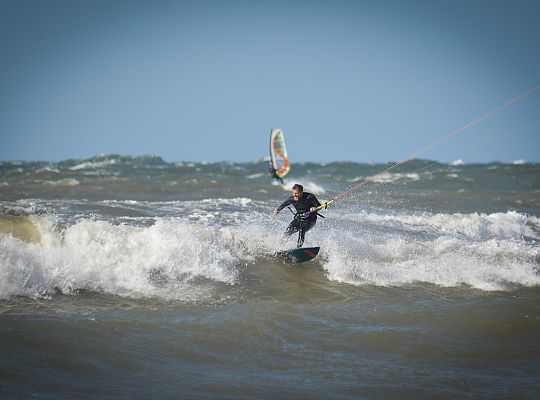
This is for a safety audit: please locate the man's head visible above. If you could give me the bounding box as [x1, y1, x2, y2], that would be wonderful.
[292, 184, 303, 201]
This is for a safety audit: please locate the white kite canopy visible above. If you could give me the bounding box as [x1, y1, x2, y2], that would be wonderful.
[269, 128, 290, 179]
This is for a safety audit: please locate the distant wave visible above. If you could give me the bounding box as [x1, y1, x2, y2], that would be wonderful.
[1, 154, 538, 168]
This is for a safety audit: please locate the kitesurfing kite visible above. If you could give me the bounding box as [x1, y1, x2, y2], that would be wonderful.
[269, 128, 290, 185]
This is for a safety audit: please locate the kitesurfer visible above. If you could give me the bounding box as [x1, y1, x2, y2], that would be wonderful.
[273, 184, 322, 247]
[269, 164, 284, 184]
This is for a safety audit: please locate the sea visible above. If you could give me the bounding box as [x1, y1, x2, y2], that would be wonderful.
[1, 154, 539, 399]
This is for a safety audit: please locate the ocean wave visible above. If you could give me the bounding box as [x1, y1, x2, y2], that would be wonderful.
[1, 207, 538, 300]
[69, 160, 117, 171]
[344, 210, 540, 241]
[36, 166, 61, 174]
[365, 172, 421, 184]
[1, 156, 538, 174]
[320, 210, 540, 291]
[0, 216, 243, 300]
[284, 179, 326, 194]
[65, 154, 168, 171]
[321, 233, 540, 291]
[44, 178, 80, 186]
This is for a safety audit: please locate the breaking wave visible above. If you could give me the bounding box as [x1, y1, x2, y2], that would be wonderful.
[320, 210, 540, 291]
[1, 206, 538, 300]
[0, 216, 247, 300]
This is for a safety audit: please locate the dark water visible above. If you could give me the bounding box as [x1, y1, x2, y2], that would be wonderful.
[1, 155, 539, 399]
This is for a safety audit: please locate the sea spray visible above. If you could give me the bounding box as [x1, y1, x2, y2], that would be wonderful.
[1, 156, 540, 399]
[0, 216, 244, 300]
[320, 210, 540, 290]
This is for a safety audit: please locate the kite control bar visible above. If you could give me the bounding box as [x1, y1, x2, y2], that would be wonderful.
[294, 199, 335, 219]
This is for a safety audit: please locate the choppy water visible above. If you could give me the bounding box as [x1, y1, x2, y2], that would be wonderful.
[1, 155, 539, 399]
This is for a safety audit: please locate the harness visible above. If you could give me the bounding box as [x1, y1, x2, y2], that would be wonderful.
[287, 207, 325, 220]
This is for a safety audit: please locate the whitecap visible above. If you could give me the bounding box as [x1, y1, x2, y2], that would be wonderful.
[45, 179, 80, 186]
[69, 159, 117, 171]
[0, 217, 242, 300]
[318, 209, 540, 291]
[36, 166, 61, 174]
[367, 172, 420, 183]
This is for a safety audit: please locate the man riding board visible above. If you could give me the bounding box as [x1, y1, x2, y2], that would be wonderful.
[272, 184, 322, 248]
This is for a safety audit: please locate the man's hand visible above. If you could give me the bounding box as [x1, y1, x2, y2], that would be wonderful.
[310, 207, 316, 212]
[273, 209, 279, 216]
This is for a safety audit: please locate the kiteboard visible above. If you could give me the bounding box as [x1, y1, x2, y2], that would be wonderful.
[275, 246, 320, 263]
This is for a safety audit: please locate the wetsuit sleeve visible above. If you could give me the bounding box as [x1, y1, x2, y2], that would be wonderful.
[276, 196, 294, 212]
[308, 194, 321, 208]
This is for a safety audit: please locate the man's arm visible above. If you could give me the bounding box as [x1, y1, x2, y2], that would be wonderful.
[273, 197, 293, 215]
[308, 193, 321, 210]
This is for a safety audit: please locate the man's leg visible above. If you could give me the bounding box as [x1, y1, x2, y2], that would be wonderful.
[297, 228, 306, 247]
[282, 219, 301, 244]
[296, 219, 316, 248]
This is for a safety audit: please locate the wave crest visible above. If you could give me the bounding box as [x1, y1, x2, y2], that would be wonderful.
[0, 217, 241, 300]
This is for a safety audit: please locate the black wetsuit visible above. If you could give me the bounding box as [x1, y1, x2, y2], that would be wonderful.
[269, 165, 284, 184]
[276, 192, 321, 247]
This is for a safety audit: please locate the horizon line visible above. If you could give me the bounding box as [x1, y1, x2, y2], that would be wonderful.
[0, 153, 536, 165]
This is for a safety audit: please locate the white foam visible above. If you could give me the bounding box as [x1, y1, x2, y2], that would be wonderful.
[367, 172, 420, 183]
[319, 210, 540, 291]
[44, 178, 80, 186]
[347, 176, 365, 183]
[0, 217, 242, 300]
[451, 159, 465, 166]
[36, 166, 61, 174]
[1, 206, 538, 299]
[358, 210, 540, 240]
[289, 179, 326, 194]
[199, 197, 252, 207]
[69, 159, 117, 171]
[324, 234, 535, 290]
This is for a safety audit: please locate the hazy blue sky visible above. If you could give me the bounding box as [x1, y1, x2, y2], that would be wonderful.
[1, 0, 539, 163]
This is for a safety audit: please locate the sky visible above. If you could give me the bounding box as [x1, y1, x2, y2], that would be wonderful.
[1, 0, 539, 163]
